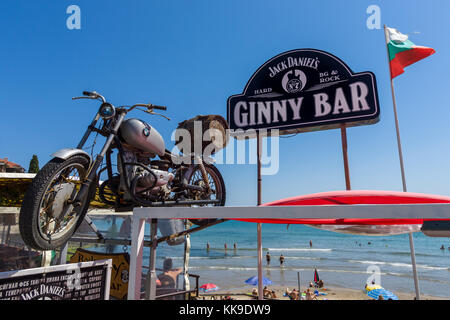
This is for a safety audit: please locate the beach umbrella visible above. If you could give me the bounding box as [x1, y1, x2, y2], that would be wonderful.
[200, 283, 219, 292]
[244, 276, 272, 286]
[367, 288, 399, 300]
[313, 268, 320, 283]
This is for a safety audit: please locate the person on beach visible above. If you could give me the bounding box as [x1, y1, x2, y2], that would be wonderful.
[266, 252, 271, 265]
[285, 288, 299, 300]
[279, 254, 285, 266]
[262, 286, 277, 299]
[233, 243, 237, 250]
[305, 288, 317, 300]
[440, 245, 445, 250]
[206, 242, 210, 251]
[157, 258, 183, 300]
[309, 240, 313, 248]
[271, 290, 277, 299]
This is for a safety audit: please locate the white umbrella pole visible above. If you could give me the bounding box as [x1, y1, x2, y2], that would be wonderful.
[384, 25, 421, 300]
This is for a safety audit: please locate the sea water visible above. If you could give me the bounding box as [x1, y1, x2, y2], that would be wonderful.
[91, 218, 450, 298]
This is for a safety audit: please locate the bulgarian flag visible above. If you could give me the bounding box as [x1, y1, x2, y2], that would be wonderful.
[385, 27, 435, 79]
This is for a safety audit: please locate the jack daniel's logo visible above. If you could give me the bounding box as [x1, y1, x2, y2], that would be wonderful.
[282, 69, 307, 93]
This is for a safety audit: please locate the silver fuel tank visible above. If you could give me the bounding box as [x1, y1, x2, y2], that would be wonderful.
[119, 118, 165, 157]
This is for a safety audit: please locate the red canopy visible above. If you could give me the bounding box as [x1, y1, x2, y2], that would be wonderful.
[234, 190, 450, 226]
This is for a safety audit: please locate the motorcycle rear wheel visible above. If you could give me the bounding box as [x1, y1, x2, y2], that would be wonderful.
[19, 155, 95, 251]
[186, 164, 226, 227]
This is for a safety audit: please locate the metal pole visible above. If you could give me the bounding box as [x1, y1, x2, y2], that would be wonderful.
[145, 219, 158, 300]
[340, 125, 351, 190]
[384, 25, 421, 300]
[297, 272, 301, 295]
[59, 243, 68, 265]
[257, 131, 263, 300]
[183, 220, 191, 300]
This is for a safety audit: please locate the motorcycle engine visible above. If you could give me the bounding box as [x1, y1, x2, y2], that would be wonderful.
[118, 149, 174, 201]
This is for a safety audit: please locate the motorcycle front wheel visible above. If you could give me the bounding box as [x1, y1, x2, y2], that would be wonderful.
[186, 163, 226, 227]
[19, 155, 95, 251]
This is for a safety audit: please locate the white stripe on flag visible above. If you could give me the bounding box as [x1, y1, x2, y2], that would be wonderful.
[386, 27, 409, 44]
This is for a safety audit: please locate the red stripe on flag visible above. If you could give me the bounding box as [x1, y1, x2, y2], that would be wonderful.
[390, 46, 435, 78]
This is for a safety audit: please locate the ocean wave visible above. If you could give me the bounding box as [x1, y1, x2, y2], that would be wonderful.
[170, 255, 257, 260]
[283, 256, 322, 260]
[188, 265, 312, 272]
[332, 249, 444, 259]
[267, 248, 332, 252]
[348, 260, 386, 265]
[188, 266, 258, 271]
[347, 260, 449, 271]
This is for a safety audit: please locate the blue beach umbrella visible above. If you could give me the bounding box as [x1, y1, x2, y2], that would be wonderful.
[244, 276, 273, 286]
[367, 288, 399, 300]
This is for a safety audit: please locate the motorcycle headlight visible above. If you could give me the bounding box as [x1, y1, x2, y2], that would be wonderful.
[99, 103, 115, 119]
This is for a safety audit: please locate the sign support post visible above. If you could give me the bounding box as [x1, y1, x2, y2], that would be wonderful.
[384, 24, 421, 300]
[340, 125, 351, 190]
[256, 131, 263, 300]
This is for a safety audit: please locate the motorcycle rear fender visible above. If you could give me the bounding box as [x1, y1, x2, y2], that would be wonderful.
[51, 148, 92, 163]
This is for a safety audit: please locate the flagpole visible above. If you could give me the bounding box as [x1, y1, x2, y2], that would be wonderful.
[384, 25, 421, 300]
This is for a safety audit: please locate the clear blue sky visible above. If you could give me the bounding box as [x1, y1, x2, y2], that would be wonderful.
[1, 0, 449, 206]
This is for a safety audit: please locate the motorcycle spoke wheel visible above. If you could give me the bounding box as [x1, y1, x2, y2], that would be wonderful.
[37, 164, 86, 241]
[187, 164, 226, 226]
[19, 155, 94, 251]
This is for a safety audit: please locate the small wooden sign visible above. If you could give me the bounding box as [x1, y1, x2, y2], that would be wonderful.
[70, 248, 129, 300]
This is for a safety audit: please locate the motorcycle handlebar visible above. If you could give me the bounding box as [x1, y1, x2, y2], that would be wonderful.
[73, 91, 106, 103]
[73, 92, 166, 112]
[131, 103, 167, 111]
[151, 104, 167, 111]
[83, 91, 95, 97]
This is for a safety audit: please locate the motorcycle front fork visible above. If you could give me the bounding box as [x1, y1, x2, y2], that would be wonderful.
[72, 112, 127, 207]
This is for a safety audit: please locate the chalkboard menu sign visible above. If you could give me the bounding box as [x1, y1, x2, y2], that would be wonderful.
[0, 259, 111, 300]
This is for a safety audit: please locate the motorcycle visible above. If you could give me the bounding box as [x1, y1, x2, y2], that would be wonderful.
[19, 91, 227, 251]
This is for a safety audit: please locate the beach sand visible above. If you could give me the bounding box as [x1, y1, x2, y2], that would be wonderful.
[197, 285, 446, 301]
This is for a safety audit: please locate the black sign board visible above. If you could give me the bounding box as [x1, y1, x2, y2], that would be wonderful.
[227, 49, 380, 135]
[0, 260, 111, 300]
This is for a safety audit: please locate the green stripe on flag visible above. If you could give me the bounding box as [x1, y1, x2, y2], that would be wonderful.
[388, 39, 416, 61]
